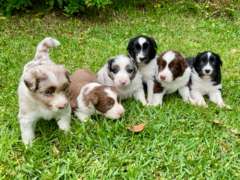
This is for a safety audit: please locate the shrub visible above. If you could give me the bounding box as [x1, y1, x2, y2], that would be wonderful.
[0, 0, 113, 15]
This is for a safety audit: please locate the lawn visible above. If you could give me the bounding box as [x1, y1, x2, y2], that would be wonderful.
[0, 6, 240, 179]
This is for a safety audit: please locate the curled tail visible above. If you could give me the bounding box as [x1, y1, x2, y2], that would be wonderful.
[34, 37, 60, 61]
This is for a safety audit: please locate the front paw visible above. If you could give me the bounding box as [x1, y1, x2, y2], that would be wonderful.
[194, 100, 208, 108]
[217, 102, 232, 109]
[57, 119, 70, 133]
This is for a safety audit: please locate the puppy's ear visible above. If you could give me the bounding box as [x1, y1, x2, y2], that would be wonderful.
[127, 37, 137, 58]
[148, 37, 157, 50]
[107, 58, 115, 71]
[23, 69, 47, 91]
[214, 53, 223, 66]
[65, 70, 71, 83]
[87, 91, 99, 106]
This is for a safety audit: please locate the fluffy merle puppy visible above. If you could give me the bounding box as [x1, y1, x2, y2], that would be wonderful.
[151, 50, 193, 106]
[97, 55, 147, 105]
[127, 35, 158, 104]
[187, 51, 228, 108]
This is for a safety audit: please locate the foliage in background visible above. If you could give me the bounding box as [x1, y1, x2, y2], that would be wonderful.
[0, 0, 239, 17]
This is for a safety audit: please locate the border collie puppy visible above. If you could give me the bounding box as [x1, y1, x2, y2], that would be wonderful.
[18, 37, 71, 145]
[187, 51, 228, 108]
[97, 55, 147, 105]
[69, 69, 125, 122]
[152, 50, 193, 106]
[127, 35, 158, 104]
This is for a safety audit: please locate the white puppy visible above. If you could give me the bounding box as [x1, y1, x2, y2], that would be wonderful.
[69, 69, 125, 122]
[97, 55, 147, 105]
[18, 37, 71, 145]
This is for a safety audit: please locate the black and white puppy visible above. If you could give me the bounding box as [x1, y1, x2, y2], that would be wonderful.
[127, 35, 158, 104]
[152, 50, 193, 106]
[97, 55, 147, 105]
[187, 51, 228, 108]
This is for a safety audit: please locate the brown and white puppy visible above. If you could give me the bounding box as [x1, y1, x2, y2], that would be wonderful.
[18, 37, 71, 145]
[152, 50, 193, 105]
[69, 69, 125, 122]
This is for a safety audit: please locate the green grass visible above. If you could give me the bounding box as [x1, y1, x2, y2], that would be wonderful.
[1, 7, 240, 179]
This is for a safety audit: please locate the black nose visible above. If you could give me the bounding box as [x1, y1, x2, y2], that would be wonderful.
[205, 69, 210, 73]
[139, 57, 146, 61]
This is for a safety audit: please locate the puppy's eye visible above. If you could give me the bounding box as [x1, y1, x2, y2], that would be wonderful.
[136, 44, 141, 50]
[112, 67, 119, 74]
[44, 86, 56, 96]
[142, 43, 148, 50]
[127, 68, 134, 73]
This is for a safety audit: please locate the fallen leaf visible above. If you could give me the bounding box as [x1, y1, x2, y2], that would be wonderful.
[212, 119, 224, 126]
[52, 145, 60, 156]
[128, 123, 145, 132]
[229, 128, 240, 136]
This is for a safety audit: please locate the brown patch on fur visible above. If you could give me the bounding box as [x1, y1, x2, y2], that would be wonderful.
[156, 55, 167, 71]
[153, 81, 164, 93]
[69, 69, 97, 110]
[157, 50, 188, 80]
[169, 52, 188, 80]
[85, 86, 115, 113]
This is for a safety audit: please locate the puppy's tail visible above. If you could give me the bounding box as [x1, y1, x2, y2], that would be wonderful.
[34, 37, 60, 62]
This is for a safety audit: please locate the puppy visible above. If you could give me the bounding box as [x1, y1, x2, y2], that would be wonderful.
[97, 55, 147, 105]
[187, 51, 228, 108]
[69, 69, 125, 122]
[18, 37, 71, 145]
[152, 50, 192, 106]
[127, 35, 158, 104]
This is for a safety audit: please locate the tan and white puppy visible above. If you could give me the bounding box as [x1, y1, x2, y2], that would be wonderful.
[152, 50, 193, 106]
[70, 69, 125, 122]
[18, 37, 71, 145]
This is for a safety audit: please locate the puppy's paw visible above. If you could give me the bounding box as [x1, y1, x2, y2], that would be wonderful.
[57, 120, 70, 133]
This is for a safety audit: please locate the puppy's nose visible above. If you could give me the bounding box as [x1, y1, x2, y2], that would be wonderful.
[160, 75, 166, 81]
[57, 103, 68, 109]
[205, 69, 211, 74]
[139, 57, 146, 61]
[117, 108, 125, 116]
[120, 80, 128, 85]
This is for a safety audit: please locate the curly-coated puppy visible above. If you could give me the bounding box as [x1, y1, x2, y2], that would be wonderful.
[18, 37, 71, 145]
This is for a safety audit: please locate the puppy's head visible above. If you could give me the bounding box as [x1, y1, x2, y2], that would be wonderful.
[193, 51, 222, 78]
[84, 85, 125, 119]
[127, 35, 157, 64]
[24, 64, 70, 111]
[107, 55, 137, 88]
[156, 50, 188, 83]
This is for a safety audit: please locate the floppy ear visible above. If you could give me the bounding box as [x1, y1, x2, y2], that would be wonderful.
[87, 91, 99, 106]
[148, 37, 157, 50]
[107, 58, 115, 71]
[65, 70, 71, 83]
[24, 69, 47, 91]
[127, 37, 137, 58]
[214, 53, 223, 66]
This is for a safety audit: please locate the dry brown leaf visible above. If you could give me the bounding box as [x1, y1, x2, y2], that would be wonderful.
[52, 145, 60, 156]
[128, 123, 145, 133]
[229, 128, 240, 136]
[212, 119, 224, 126]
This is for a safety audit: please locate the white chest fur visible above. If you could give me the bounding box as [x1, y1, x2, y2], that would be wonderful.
[191, 72, 222, 95]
